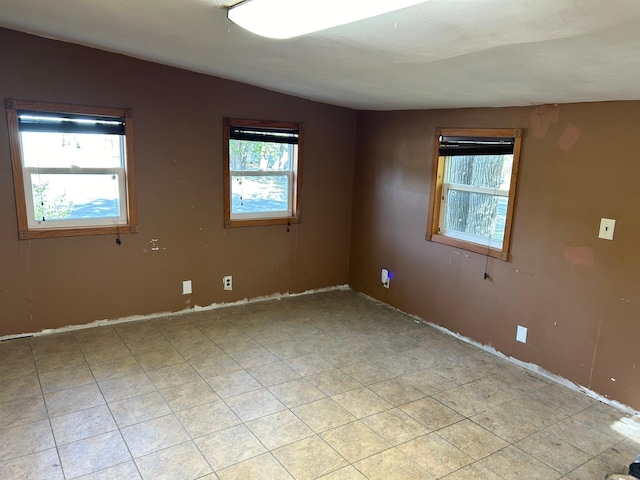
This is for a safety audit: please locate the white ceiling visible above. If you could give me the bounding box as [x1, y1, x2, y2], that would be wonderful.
[1, 0, 639, 110]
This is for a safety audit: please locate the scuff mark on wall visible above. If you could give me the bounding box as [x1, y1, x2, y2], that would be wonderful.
[563, 246, 594, 267]
[529, 104, 560, 139]
[558, 124, 581, 151]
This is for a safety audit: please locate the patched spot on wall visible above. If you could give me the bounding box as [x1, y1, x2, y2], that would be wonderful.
[563, 246, 594, 267]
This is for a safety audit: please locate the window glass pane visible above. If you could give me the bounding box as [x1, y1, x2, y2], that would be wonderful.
[444, 154, 513, 189]
[21, 132, 123, 169]
[229, 140, 292, 172]
[445, 189, 508, 242]
[31, 173, 121, 221]
[231, 175, 289, 215]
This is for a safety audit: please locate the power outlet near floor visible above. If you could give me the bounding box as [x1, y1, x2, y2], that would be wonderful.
[223, 276, 233, 291]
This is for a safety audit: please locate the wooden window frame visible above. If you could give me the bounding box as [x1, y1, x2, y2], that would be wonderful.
[5, 99, 137, 239]
[223, 118, 303, 228]
[426, 127, 523, 261]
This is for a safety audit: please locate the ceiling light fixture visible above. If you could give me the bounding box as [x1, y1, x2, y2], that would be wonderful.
[227, 0, 429, 39]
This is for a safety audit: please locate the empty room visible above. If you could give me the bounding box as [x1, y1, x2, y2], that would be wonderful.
[1, 0, 639, 479]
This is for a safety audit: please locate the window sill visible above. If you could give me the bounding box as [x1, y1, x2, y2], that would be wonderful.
[224, 216, 299, 228]
[19, 224, 138, 240]
[427, 233, 508, 261]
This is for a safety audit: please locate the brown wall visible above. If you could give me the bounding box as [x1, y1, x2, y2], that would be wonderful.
[0, 28, 356, 337]
[350, 104, 640, 410]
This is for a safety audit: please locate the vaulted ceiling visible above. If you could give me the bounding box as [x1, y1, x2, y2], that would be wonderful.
[1, 0, 639, 110]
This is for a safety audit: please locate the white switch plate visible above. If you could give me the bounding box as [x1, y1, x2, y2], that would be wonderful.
[182, 280, 192, 295]
[599, 218, 616, 240]
[516, 325, 527, 343]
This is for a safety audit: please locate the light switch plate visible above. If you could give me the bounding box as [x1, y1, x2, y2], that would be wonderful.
[182, 280, 192, 295]
[599, 218, 616, 240]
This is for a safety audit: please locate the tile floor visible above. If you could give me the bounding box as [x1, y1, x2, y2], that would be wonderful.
[1, 290, 639, 479]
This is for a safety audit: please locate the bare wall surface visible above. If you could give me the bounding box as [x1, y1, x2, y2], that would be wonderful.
[350, 104, 640, 410]
[0, 28, 356, 337]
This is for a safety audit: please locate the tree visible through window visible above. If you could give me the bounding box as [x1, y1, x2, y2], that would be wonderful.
[426, 128, 522, 260]
[223, 118, 303, 228]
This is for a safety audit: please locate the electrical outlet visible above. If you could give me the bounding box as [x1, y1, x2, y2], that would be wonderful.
[516, 325, 527, 343]
[223, 276, 232, 291]
[182, 280, 192, 295]
[381, 268, 390, 289]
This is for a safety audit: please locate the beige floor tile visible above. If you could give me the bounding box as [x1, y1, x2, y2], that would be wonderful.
[516, 430, 591, 473]
[134, 346, 184, 371]
[318, 465, 367, 479]
[121, 414, 190, 458]
[573, 404, 640, 439]
[438, 419, 508, 460]
[597, 440, 640, 472]
[214, 333, 260, 353]
[440, 462, 505, 480]
[546, 417, 619, 456]
[196, 424, 266, 470]
[51, 404, 117, 445]
[225, 388, 286, 422]
[190, 354, 243, 379]
[247, 361, 302, 386]
[146, 362, 200, 390]
[75, 461, 141, 479]
[0, 419, 55, 462]
[247, 409, 313, 450]
[177, 400, 241, 438]
[39, 364, 95, 393]
[481, 445, 561, 480]
[332, 387, 392, 419]
[322, 351, 367, 369]
[362, 408, 429, 445]
[99, 372, 155, 403]
[268, 378, 327, 407]
[81, 341, 132, 365]
[273, 436, 348, 480]
[321, 421, 390, 463]
[0, 447, 64, 479]
[292, 397, 357, 432]
[45, 383, 105, 417]
[286, 354, 334, 376]
[160, 379, 220, 412]
[354, 447, 435, 480]
[307, 369, 361, 395]
[525, 383, 595, 417]
[206, 370, 262, 398]
[566, 457, 615, 480]
[400, 433, 473, 477]
[229, 346, 279, 369]
[109, 391, 171, 428]
[88, 355, 143, 382]
[400, 369, 458, 396]
[135, 441, 212, 480]
[368, 378, 426, 406]
[0, 355, 36, 381]
[34, 350, 87, 374]
[433, 378, 517, 417]
[217, 452, 293, 480]
[400, 397, 463, 431]
[491, 367, 553, 394]
[0, 373, 42, 404]
[174, 341, 225, 362]
[266, 340, 317, 360]
[0, 395, 47, 429]
[58, 431, 131, 479]
[339, 362, 395, 385]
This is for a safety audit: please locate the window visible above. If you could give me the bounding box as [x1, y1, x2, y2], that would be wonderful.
[426, 128, 523, 260]
[223, 118, 303, 228]
[5, 100, 137, 239]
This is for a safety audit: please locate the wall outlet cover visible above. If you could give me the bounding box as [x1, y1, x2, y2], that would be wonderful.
[516, 325, 527, 343]
[182, 280, 192, 295]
